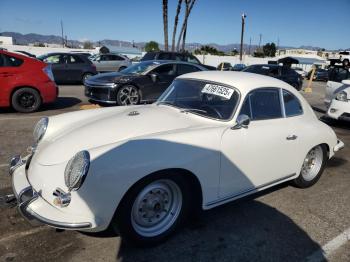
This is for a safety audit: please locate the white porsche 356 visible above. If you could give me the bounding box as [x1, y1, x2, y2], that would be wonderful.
[10, 71, 344, 245]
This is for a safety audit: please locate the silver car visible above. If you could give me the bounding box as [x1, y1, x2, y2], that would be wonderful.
[91, 53, 131, 72]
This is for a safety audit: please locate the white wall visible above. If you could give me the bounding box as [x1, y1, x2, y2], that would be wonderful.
[195, 54, 269, 67]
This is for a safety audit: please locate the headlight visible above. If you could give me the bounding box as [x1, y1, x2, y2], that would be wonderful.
[336, 91, 348, 102]
[64, 151, 90, 191]
[33, 117, 48, 144]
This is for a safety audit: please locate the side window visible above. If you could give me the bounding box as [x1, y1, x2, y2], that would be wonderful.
[0, 55, 4, 67]
[158, 53, 172, 60]
[3, 54, 24, 67]
[240, 88, 282, 120]
[69, 55, 84, 64]
[152, 64, 175, 75]
[114, 55, 125, 61]
[174, 54, 183, 61]
[283, 90, 303, 117]
[187, 55, 200, 64]
[100, 55, 108, 61]
[177, 64, 200, 75]
[43, 55, 62, 64]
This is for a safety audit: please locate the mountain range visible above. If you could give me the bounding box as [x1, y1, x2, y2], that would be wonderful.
[0, 31, 336, 52]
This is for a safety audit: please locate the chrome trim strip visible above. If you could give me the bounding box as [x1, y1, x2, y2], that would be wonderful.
[9, 155, 26, 176]
[205, 173, 296, 207]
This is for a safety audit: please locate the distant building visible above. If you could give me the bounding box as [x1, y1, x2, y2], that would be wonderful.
[0, 36, 13, 45]
[97, 45, 142, 58]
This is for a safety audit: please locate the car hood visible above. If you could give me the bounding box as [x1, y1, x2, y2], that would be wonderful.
[87, 72, 138, 84]
[34, 105, 209, 165]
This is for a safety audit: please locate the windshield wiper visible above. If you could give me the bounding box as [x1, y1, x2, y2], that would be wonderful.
[180, 108, 207, 114]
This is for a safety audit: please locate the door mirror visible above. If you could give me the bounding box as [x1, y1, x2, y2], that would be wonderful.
[150, 73, 158, 82]
[232, 114, 250, 130]
[342, 80, 350, 85]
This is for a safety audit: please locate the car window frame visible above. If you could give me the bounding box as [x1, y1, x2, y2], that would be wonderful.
[281, 89, 304, 118]
[175, 63, 201, 75]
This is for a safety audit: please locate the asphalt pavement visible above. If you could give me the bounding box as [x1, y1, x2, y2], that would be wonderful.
[0, 81, 349, 262]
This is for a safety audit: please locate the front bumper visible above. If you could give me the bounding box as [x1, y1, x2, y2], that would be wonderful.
[84, 83, 116, 104]
[326, 99, 350, 121]
[334, 139, 345, 152]
[9, 156, 93, 230]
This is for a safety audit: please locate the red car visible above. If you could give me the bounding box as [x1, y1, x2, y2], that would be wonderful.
[0, 50, 58, 112]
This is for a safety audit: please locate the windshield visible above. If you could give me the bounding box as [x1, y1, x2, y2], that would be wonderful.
[120, 61, 159, 74]
[157, 79, 239, 120]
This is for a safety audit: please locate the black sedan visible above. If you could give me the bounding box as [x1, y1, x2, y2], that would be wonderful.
[84, 60, 207, 106]
[37, 53, 97, 84]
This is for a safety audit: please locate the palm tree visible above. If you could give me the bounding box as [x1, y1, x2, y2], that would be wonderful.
[176, 0, 196, 52]
[171, 0, 183, 52]
[162, 0, 169, 51]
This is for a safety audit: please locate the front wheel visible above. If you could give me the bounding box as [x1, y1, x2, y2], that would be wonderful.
[293, 145, 327, 188]
[11, 88, 42, 113]
[114, 175, 190, 246]
[116, 85, 140, 106]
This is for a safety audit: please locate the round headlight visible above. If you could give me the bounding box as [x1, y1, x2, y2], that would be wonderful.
[336, 91, 348, 102]
[64, 151, 90, 191]
[33, 117, 48, 144]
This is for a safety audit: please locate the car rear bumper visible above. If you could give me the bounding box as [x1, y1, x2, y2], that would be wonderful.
[326, 99, 350, 121]
[334, 140, 345, 152]
[9, 155, 95, 230]
[41, 80, 58, 104]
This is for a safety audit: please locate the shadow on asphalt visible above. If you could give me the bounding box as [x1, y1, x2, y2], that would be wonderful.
[42, 97, 82, 111]
[115, 199, 324, 262]
[320, 116, 350, 131]
[311, 106, 326, 114]
[327, 157, 348, 168]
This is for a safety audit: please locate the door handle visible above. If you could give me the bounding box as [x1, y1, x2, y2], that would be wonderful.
[286, 135, 298, 140]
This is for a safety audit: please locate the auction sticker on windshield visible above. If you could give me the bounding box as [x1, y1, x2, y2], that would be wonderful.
[201, 84, 234, 99]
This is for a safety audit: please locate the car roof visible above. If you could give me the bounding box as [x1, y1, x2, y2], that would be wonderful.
[143, 60, 205, 67]
[177, 71, 293, 93]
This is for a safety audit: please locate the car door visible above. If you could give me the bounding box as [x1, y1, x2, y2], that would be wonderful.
[219, 88, 298, 198]
[66, 55, 85, 82]
[146, 63, 176, 99]
[42, 54, 66, 83]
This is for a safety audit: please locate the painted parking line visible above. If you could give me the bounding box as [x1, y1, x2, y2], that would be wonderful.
[0, 164, 8, 168]
[306, 227, 350, 262]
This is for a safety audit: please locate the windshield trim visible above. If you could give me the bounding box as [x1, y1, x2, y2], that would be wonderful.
[156, 78, 241, 122]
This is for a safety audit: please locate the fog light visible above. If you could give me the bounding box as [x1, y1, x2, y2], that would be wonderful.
[53, 188, 71, 207]
[330, 108, 337, 113]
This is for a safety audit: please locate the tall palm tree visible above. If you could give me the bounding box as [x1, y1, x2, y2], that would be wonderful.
[171, 0, 183, 52]
[176, 0, 196, 52]
[162, 0, 169, 51]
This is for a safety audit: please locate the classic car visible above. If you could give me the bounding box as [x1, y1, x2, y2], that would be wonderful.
[326, 79, 350, 121]
[9, 71, 344, 246]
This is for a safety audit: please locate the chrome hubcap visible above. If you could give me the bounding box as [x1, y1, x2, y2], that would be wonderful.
[301, 146, 323, 181]
[119, 86, 139, 105]
[131, 179, 182, 237]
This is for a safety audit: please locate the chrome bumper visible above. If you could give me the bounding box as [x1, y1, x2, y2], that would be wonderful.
[9, 155, 92, 230]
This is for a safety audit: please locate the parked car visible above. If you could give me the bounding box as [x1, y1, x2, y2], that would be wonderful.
[0, 50, 57, 112]
[14, 50, 36, 58]
[217, 62, 233, 71]
[91, 53, 131, 72]
[306, 68, 328, 81]
[292, 67, 307, 77]
[232, 63, 247, 71]
[85, 60, 207, 105]
[9, 71, 344, 246]
[329, 51, 350, 67]
[37, 53, 97, 84]
[325, 66, 350, 105]
[326, 79, 350, 121]
[141, 51, 217, 70]
[243, 64, 303, 90]
[70, 51, 94, 58]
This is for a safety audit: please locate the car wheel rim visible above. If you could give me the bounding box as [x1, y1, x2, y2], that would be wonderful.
[119, 86, 139, 105]
[131, 179, 182, 237]
[301, 146, 323, 181]
[18, 93, 36, 108]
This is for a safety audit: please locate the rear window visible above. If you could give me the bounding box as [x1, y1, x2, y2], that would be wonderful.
[141, 52, 156, 61]
[3, 54, 23, 67]
[69, 55, 84, 63]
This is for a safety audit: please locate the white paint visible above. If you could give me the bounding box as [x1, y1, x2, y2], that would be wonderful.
[306, 227, 350, 262]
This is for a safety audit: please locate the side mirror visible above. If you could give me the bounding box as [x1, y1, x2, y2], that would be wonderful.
[150, 73, 158, 83]
[342, 80, 350, 85]
[232, 114, 250, 130]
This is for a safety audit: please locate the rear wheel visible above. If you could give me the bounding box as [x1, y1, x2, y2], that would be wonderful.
[343, 59, 349, 67]
[114, 174, 190, 246]
[116, 85, 140, 106]
[11, 88, 41, 113]
[293, 145, 327, 188]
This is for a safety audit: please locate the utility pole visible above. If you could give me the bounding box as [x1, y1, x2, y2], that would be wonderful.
[60, 20, 64, 48]
[258, 33, 262, 50]
[239, 13, 246, 62]
[248, 37, 251, 55]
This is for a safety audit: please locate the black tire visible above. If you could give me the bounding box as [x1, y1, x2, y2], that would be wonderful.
[343, 59, 349, 67]
[118, 66, 127, 72]
[116, 85, 140, 106]
[292, 145, 327, 188]
[82, 73, 93, 83]
[114, 172, 191, 246]
[11, 88, 41, 113]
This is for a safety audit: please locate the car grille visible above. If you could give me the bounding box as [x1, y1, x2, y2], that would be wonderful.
[85, 84, 116, 102]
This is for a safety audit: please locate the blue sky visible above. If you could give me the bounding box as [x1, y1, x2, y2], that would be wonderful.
[0, 0, 349, 50]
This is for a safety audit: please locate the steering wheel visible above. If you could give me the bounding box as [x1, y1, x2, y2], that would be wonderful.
[201, 105, 223, 119]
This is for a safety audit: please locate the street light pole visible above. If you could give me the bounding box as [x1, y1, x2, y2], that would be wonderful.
[239, 13, 246, 62]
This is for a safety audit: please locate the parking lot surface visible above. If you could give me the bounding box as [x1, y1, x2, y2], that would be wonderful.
[0, 81, 349, 262]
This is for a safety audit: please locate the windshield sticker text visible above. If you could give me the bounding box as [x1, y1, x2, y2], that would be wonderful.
[201, 84, 234, 99]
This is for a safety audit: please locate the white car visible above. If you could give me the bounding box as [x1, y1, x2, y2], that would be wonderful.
[329, 51, 350, 67]
[9, 71, 344, 246]
[326, 79, 350, 121]
[292, 67, 307, 77]
[325, 67, 350, 105]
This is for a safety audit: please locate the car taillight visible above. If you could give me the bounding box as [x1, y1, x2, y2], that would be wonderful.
[43, 65, 55, 82]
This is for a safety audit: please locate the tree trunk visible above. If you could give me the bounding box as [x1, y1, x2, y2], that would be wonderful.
[171, 0, 183, 52]
[163, 0, 169, 51]
[176, 0, 196, 52]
